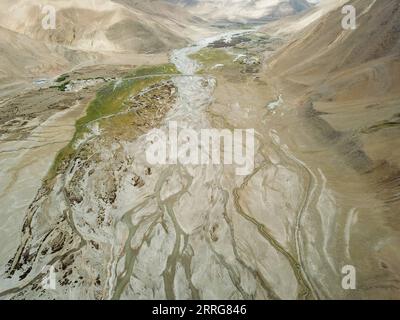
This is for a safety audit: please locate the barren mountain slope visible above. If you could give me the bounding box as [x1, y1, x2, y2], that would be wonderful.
[167, 0, 312, 22]
[268, 0, 400, 167]
[0, 25, 101, 88]
[0, 0, 205, 52]
[0, 0, 207, 86]
[261, 0, 349, 35]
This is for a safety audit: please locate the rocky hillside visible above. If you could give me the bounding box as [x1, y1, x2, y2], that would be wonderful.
[270, 0, 400, 265]
[0, 0, 206, 86]
[166, 0, 312, 22]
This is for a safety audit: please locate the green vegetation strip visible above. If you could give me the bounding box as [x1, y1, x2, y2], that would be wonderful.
[189, 48, 237, 74]
[124, 63, 179, 78]
[45, 64, 178, 185]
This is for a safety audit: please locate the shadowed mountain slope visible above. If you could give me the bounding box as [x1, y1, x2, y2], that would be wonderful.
[268, 0, 400, 214]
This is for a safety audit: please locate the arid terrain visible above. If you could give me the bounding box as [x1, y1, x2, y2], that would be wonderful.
[0, 0, 399, 300]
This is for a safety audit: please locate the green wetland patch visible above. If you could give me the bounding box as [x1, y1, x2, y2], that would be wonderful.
[189, 48, 238, 74]
[45, 64, 178, 185]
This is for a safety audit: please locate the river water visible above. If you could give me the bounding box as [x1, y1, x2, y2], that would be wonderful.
[0, 31, 315, 300]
